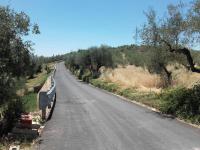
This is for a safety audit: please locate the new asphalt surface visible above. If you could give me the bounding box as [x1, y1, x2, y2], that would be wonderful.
[38, 62, 200, 150]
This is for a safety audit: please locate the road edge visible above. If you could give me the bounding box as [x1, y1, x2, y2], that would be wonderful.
[88, 83, 200, 129]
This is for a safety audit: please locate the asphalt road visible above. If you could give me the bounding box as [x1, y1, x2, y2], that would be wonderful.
[38, 62, 200, 150]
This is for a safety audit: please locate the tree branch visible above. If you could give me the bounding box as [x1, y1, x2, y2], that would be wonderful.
[160, 38, 200, 73]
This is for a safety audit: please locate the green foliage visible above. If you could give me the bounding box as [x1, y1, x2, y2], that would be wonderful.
[4, 99, 24, 132]
[45, 65, 51, 74]
[139, 0, 200, 76]
[160, 87, 188, 115]
[96, 81, 119, 92]
[0, 6, 39, 78]
[0, 74, 16, 105]
[82, 69, 92, 83]
[91, 79, 160, 109]
[21, 92, 37, 112]
[187, 0, 200, 44]
[160, 85, 200, 124]
[0, 6, 40, 104]
[0, 6, 41, 135]
[65, 45, 114, 80]
[105, 83, 119, 92]
[118, 88, 135, 99]
[15, 78, 27, 91]
[36, 64, 42, 73]
[90, 79, 108, 89]
[91, 79, 120, 93]
[43, 54, 64, 63]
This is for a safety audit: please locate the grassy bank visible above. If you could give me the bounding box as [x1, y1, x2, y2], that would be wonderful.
[0, 63, 53, 120]
[21, 71, 48, 113]
[91, 79, 161, 109]
[21, 92, 38, 112]
[26, 71, 48, 91]
[21, 63, 54, 112]
[90, 79, 200, 125]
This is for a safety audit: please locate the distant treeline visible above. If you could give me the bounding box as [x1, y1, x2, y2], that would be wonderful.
[63, 44, 200, 85]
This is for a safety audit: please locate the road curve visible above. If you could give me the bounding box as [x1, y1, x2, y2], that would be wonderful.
[38, 62, 200, 150]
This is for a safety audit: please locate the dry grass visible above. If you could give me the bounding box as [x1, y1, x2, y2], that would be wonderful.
[100, 65, 162, 92]
[100, 65, 200, 92]
[169, 65, 200, 88]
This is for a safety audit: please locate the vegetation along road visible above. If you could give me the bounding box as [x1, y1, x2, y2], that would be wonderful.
[39, 62, 200, 150]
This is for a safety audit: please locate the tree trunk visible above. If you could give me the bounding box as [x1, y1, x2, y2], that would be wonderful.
[161, 65, 172, 87]
[161, 39, 200, 73]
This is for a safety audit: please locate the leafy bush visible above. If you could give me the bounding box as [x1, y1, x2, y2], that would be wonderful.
[45, 65, 51, 74]
[36, 64, 43, 73]
[82, 69, 92, 83]
[91, 79, 108, 89]
[3, 99, 24, 133]
[65, 45, 114, 80]
[22, 92, 37, 112]
[160, 85, 200, 124]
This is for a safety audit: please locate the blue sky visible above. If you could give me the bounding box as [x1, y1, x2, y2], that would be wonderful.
[0, 0, 191, 56]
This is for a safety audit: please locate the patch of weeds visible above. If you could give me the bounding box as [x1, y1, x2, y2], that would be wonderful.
[105, 83, 119, 92]
[21, 92, 37, 112]
[118, 88, 135, 99]
[91, 79, 163, 110]
[159, 85, 200, 125]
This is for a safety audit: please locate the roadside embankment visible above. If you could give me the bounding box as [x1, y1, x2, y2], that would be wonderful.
[100, 65, 200, 92]
[90, 78, 200, 127]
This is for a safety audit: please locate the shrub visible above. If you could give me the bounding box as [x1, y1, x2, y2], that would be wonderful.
[160, 85, 200, 124]
[160, 87, 188, 114]
[36, 64, 43, 73]
[4, 99, 24, 133]
[82, 69, 92, 83]
[45, 65, 51, 74]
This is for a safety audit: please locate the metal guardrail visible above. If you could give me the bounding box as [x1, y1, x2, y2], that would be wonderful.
[39, 66, 56, 120]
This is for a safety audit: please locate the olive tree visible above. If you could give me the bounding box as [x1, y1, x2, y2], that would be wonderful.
[140, 1, 200, 86]
[0, 6, 39, 104]
[0, 6, 39, 133]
